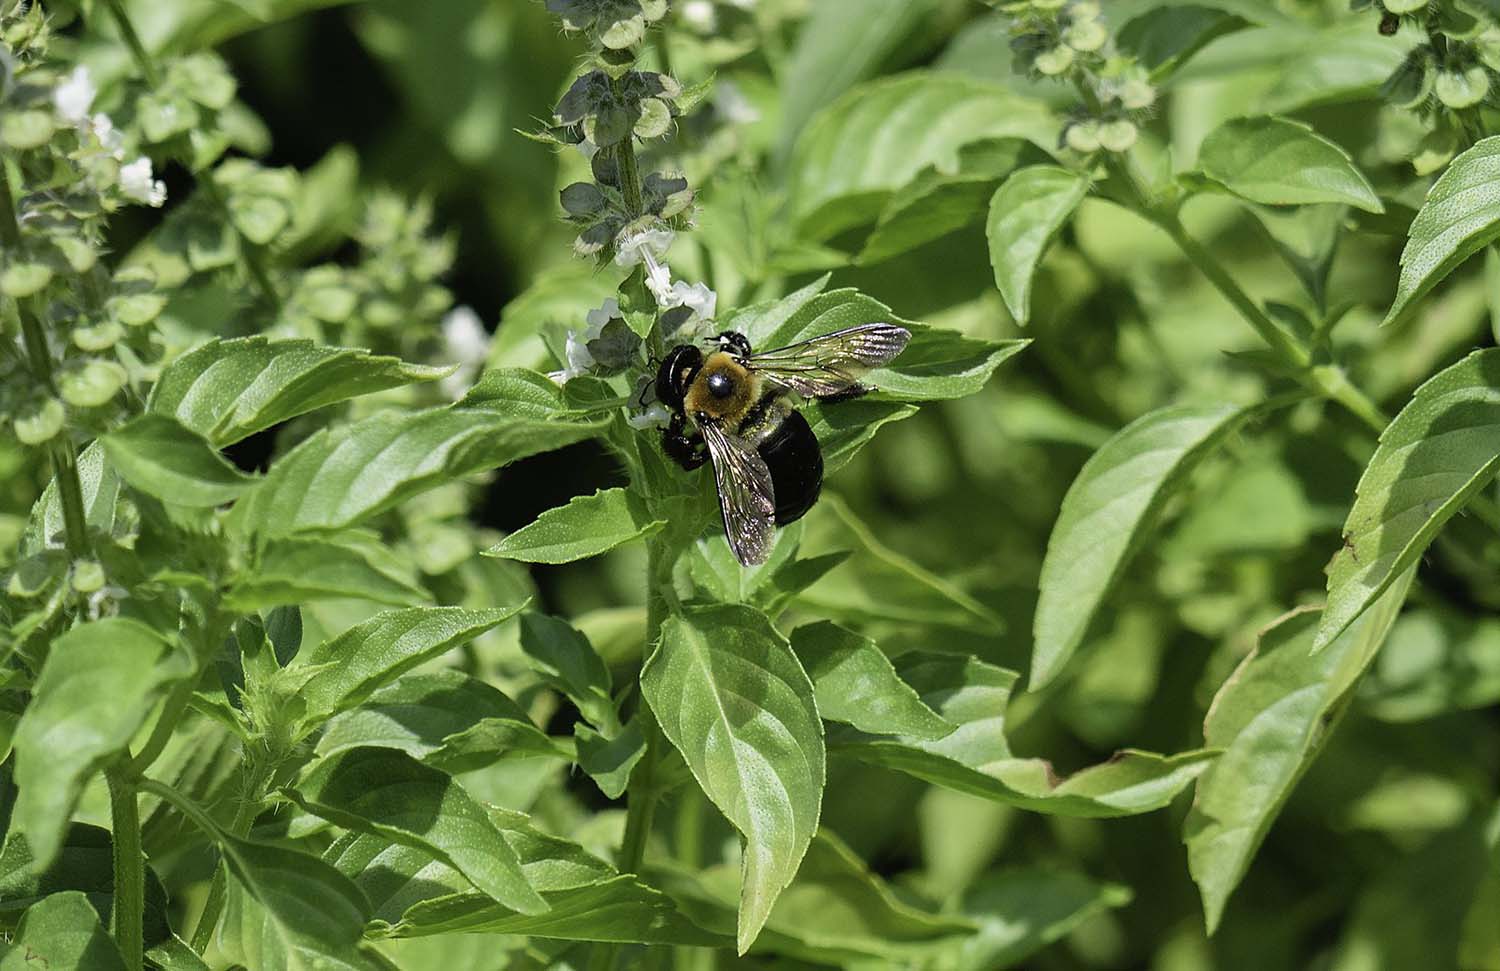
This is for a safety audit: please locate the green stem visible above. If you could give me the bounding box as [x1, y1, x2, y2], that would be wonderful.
[610, 75, 644, 217]
[106, 769, 145, 971]
[103, 0, 161, 86]
[187, 760, 270, 952]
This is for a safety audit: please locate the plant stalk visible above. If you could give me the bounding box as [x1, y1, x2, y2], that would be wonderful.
[188, 759, 271, 952]
[106, 768, 145, 971]
[610, 74, 645, 217]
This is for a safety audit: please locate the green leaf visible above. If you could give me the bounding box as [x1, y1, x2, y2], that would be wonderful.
[225, 531, 426, 610]
[941, 868, 1133, 969]
[100, 414, 254, 507]
[789, 621, 953, 740]
[294, 605, 528, 723]
[291, 747, 549, 915]
[574, 719, 645, 800]
[1117, 5, 1249, 80]
[1314, 350, 1500, 651]
[228, 407, 602, 539]
[24, 444, 120, 555]
[12, 619, 188, 867]
[216, 834, 374, 971]
[832, 654, 1215, 815]
[149, 337, 450, 447]
[641, 604, 826, 954]
[0, 891, 125, 971]
[1185, 573, 1414, 933]
[485, 488, 664, 564]
[1385, 136, 1500, 325]
[327, 815, 724, 946]
[518, 612, 617, 733]
[315, 671, 568, 768]
[1196, 116, 1382, 213]
[986, 166, 1091, 326]
[1032, 403, 1256, 688]
[803, 399, 918, 474]
[0, 824, 170, 940]
[1361, 608, 1500, 722]
[788, 73, 1055, 241]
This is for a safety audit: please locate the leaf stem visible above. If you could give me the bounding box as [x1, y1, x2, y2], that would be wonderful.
[106, 768, 145, 971]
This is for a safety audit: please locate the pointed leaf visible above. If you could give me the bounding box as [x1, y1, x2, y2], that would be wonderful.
[518, 613, 617, 734]
[986, 166, 1091, 325]
[832, 654, 1215, 815]
[100, 414, 254, 507]
[1196, 115, 1382, 213]
[225, 531, 426, 610]
[486, 488, 664, 564]
[1386, 137, 1500, 325]
[574, 720, 645, 800]
[1186, 573, 1414, 933]
[291, 747, 548, 915]
[12, 619, 188, 866]
[149, 336, 450, 446]
[1314, 349, 1500, 651]
[0, 892, 125, 971]
[0, 824, 170, 939]
[1033, 403, 1257, 688]
[295, 605, 528, 723]
[642, 604, 825, 953]
[790, 621, 953, 740]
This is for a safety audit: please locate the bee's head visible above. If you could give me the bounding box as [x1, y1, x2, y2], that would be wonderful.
[656, 343, 703, 411]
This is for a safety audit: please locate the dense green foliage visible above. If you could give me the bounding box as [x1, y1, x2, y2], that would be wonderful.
[1, 0, 1499, 969]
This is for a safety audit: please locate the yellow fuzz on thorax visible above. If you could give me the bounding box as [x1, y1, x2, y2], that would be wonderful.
[686, 352, 758, 424]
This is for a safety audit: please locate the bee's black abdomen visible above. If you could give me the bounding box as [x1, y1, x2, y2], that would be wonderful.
[757, 409, 823, 526]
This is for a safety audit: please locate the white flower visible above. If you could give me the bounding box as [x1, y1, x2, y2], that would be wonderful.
[54, 66, 97, 126]
[586, 297, 621, 332]
[643, 255, 674, 305]
[119, 157, 167, 207]
[667, 281, 716, 320]
[614, 228, 675, 268]
[627, 402, 672, 430]
[682, 0, 716, 30]
[90, 114, 125, 159]
[440, 305, 489, 398]
[553, 297, 618, 384]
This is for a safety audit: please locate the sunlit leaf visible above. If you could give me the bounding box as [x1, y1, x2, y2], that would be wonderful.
[789, 621, 953, 740]
[486, 488, 664, 564]
[1196, 116, 1382, 213]
[225, 531, 426, 610]
[100, 414, 254, 507]
[986, 166, 1090, 326]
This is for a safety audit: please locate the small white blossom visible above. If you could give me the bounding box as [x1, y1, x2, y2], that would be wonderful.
[119, 157, 167, 207]
[586, 297, 621, 331]
[440, 305, 490, 398]
[552, 297, 618, 384]
[627, 403, 672, 430]
[643, 254, 674, 304]
[90, 114, 125, 159]
[614, 228, 675, 268]
[667, 281, 716, 320]
[54, 66, 97, 126]
[86, 584, 130, 621]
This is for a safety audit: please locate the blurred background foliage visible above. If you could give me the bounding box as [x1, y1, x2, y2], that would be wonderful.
[3, 0, 1499, 968]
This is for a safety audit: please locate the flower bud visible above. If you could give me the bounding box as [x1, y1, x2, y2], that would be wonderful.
[1064, 20, 1108, 53]
[1120, 78, 1156, 110]
[1065, 120, 1101, 153]
[58, 358, 128, 408]
[70, 559, 105, 595]
[72, 318, 124, 352]
[1035, 46, 1075, 76]
[1099, 119, 1139, 153]
[1383, 0, 1427, 12]
[1435, 66, 1490, 108]
[13, 396, 64, 445]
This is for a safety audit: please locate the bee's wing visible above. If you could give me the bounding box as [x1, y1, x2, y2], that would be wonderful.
[699, 418, 777, 566]
[744, 323, 911, 399]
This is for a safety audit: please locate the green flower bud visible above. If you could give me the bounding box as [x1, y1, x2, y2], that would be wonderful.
[1064, 20, 1108, 53]
[1035, 45, 1076, 76]
[634, 97, 673, 139]
[1065, 120, 1101, 153]
[13, 396, 64, 445]
[0, 261, 53, 298]
[73, 318, 124, 352]
[58, 359, 128, 408]
[70, 559, 105, 595]
[1477, 28, 1500, 73]
[1120, 78, 1156, 110]
[1071, 1, 1101, 18]
[1435, 66, 1490, 108]
[1383, 0, 1427, 12]
[1099, 119, 1139, 152]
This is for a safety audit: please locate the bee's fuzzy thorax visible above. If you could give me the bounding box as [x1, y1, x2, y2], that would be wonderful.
[686, 352, 758, 423]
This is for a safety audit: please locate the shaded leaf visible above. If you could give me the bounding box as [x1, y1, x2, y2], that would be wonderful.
[225, 531, 426, 610]
[1185, 573, 1414, 933]
[486, 488, 664, 564]
[641, 604, 825, 953]
[1314, 350, 1500, 651]
[1360, 608, 1500, 722]
[790, 621, 953, 740]
[574, 719, 645, 801]
[986, 166, 1090, 325]
[0, 891, 125, 971]
[291, 747, 548, 915]
[1033, 403, 1257, 688]
[832, 654, 1215, 816]
[1196, 116, 1381, 213]
[939, 867, 1133, 970]
[518, 613, 617, 734]
[100, 414, 254, 507]
[1117, 5, 1249, 80]
[0, 824, 170, 941]
[148, 336, 449, 447]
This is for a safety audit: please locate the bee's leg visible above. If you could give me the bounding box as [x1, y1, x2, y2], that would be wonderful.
[661, 412, 708, 470]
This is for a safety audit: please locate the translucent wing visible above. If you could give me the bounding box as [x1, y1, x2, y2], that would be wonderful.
[699, 418, 777, 566]
[744, 323, 911, 399]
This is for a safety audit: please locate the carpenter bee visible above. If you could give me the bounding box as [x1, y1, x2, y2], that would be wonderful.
[654, 323, 911, 566]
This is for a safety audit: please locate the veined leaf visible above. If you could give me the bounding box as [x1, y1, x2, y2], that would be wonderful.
[1185, 574, 1414, 933]
[0, 891, 125, 971]
[641, 604, 825, 954]
[787, 73, 1055, 241]
[0, 824, 170, 940]
[832, 654, 1215, 816]
[486, 488, 664, 564]
[986, 166, 1090, 325]
[291, 747, 548, 915]
[228, 407, 602, 539]
[1386, 137, 1500, 325]
[148, 336, 450, 446]
[12, 619, 188, 866]
[1033, 403, 1257, 689]
[1196, 116, 1382, 213]
[23, 443, 120, 555]
[294, 605, 527, 723]
[225, 531, 426, 610]
[804, 399, 918, 474]
[1314, 350, 1500, 651]
[574, 719, 645, 800]
[518, 613, 617, 734]
[100, 414, 254, 507]
[315, 670, 569, 768]
[1116, 5, 1250, 80]
[789, 621, 953, 740]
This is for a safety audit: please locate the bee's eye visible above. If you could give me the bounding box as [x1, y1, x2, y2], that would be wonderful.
[706, 371, 735, 399]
